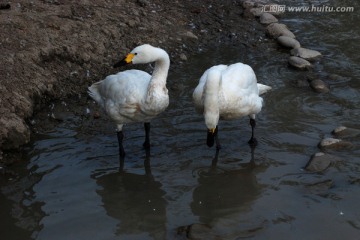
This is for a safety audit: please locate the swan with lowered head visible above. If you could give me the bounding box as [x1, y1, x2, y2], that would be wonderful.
[88, 44, 170, 158]
[193, 63, 271, 149]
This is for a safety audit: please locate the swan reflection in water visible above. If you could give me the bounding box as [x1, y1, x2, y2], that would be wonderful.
[94, 149, 167, 239]
[191, 147, 264, 224]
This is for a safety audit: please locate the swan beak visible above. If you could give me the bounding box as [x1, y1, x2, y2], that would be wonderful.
[113, 53, 135, 68]
[207, 128, 216, 148]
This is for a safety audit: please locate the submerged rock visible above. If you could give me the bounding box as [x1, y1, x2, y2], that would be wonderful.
[259, 12, 278, 24]
[319, 137, 353, 149]
[309, 79, 329, 93]
[332, 126, 360, 138]
[288, 56, 311, 70]
[290, 47, 322, 60]
[266, 23, 295, 39]
[305, 152, 342, 172]
[305, 179, 334, 194]
[277, 36, 301, 49]
[186, 223, 216, 240]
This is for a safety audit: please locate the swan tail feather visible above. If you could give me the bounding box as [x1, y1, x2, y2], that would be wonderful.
[88, 82, 103, 104]
[257, 84, 272, 95]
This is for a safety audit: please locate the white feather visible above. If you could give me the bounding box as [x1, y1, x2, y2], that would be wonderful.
[193, 62, 271, 130]
[88, 44, 170, 131]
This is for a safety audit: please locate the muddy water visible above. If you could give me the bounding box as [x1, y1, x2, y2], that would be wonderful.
[2, 1, 360, 239]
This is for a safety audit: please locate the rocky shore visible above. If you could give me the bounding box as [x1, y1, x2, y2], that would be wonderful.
[0, 0, 266, 163]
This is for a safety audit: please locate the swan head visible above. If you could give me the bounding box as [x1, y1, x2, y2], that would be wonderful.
[113, 44, 167, 68]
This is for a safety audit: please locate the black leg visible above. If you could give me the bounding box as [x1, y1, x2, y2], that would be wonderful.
[248, 118, 258, 147]
[117, 131, 126, 158]
[143, 122, 151, 149]
[215, 126, 221, 150]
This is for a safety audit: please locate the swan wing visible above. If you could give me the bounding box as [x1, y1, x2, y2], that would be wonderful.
[89, 70, 151, 121]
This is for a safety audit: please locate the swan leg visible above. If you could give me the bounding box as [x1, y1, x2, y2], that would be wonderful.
[117, 130, 126, 159]
[143, 122, 151, 149]
[248, 118, 258, 147]
[215, 126, 221, 150]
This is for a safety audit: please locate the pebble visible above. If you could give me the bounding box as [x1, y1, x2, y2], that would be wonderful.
[288, 56, 311, 70]
[266, 23, 295, 39]
[290, 47, 322, 60]
[305, 152, 341, 172]
[182, 31, 198, 40]
[309, 79, 329, 93]
[277, 36, 301, 49]
[179, 53, 187, 61]
[259, 13, 278, 24]
[319, 137, 353, 149]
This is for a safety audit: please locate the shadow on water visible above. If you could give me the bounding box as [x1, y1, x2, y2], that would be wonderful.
[92, 149, 167, 239]
[191, 147, 262, 222]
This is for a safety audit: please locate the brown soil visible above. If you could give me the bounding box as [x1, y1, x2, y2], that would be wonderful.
[0, 0, 265, 164]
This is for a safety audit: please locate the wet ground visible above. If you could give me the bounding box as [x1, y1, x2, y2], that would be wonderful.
[1, 0, 360, 239]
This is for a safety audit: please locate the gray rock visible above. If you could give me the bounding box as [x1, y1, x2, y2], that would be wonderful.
[179, 53, 187, 61]
[182, 31, 198, 40]
[242, 0, 255, 9]
[288, 56, 311, 70]
[187, 223, 216, 240]
[250, 7, 263, 17]
[305, 152, 341, 172]
[259, 13, 278, 24]
[305, 179, 334, 192]
[290, 47, 322, 60]
[319, 137, 353, 149]
[266, 23, 295, 39]
[310, 79, 329, 93]
[332, 126, 360, 138]
[277, 36, 300, 48]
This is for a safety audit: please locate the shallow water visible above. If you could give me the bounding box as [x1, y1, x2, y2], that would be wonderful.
[1, 0, 360, 239]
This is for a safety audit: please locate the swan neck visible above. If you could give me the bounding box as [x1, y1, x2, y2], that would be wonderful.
[150, 54, 170, 86]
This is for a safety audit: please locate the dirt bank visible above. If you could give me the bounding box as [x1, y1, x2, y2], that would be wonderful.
[0, 0, 265, 164]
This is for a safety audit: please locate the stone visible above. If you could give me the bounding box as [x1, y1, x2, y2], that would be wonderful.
[305, 152, 341, 172]
[288, 56, 311, 70]
[332, 126, 360, 138]
[277, 36, 301, 48]
[250, 7, 263, 17]
[319, 137, 353, 149]
[266, 23, 295, 39]
[242, 0, 255, 9]
[259, 13, 278, 24]
[187, 223, 216, 240]
[179, 53, 187, 61]
[182, 31, 198, 40]
[290, 47, 322, 60]
[310, 79, 329, 93]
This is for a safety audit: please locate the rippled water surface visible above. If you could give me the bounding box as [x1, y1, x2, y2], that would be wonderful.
[1, 1, 360, 239]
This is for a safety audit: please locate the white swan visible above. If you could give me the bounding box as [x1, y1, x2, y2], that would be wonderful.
[193, 63, 271, 149]
[88, 44, 170, 158]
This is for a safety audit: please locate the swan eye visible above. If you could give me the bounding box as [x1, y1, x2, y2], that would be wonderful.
[134, 53, 138, 55]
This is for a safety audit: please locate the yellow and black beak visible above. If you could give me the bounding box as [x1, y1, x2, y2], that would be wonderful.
[206, 127, 217, 148]
[113, 53, 135, 68]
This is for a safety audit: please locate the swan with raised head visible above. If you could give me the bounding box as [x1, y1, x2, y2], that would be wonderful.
[193, 63, 271, 149]
[88, 44, 170, 158]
